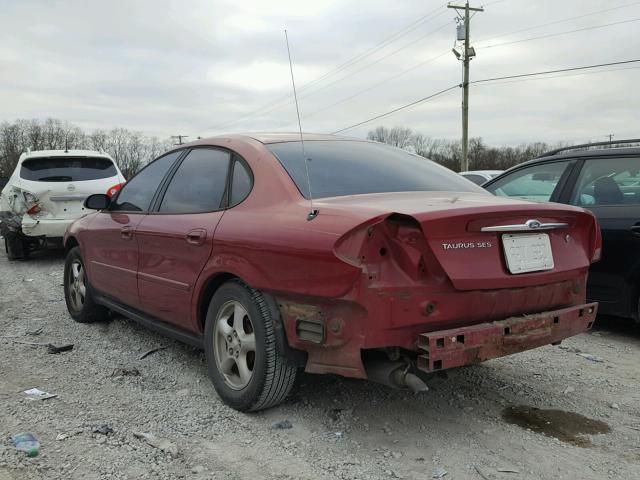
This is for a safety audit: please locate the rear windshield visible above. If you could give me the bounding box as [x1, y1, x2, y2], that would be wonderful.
[267, 140, 484, 199]
[20, 157, 117, 182]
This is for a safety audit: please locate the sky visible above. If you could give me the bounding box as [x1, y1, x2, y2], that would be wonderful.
[1, 0, 639, 145]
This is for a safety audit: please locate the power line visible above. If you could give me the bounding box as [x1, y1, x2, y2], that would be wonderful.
[470, 59, 640, 84]
[303, 50, 451, 120]
[475, 1, 640, 44]
[299, 21, 451, 102]
[211, 19, 452, 131]
[209, 4, 448, 132]
[482, 17, 640, 49]
[330, 59, 640, 135]
[331, 85, 459, 134]
[305, 7, 640, 123]
[300, 5, 448, 92]
[471, 65, 640, 86]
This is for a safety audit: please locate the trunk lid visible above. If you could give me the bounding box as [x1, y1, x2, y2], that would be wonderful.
[318, 191, 600, 290]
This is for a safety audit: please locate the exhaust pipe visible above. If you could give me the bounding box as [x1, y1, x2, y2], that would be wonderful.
[365, 361, 428, 393]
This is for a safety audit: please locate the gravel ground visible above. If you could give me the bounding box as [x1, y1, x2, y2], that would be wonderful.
[1, 249, 639, 480]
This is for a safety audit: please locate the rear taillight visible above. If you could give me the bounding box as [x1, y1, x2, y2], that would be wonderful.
[106, 183, 124, 198]
[26, 204, 41, 215]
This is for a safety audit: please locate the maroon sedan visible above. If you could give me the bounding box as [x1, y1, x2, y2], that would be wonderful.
[64, 134, 601, 411]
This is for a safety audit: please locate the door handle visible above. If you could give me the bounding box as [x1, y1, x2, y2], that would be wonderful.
[120, 226, 133, 240]
[186, 229, 207, 246]
[630, 225, 640, 236]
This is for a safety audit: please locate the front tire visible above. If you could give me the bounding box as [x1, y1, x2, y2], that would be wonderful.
[64, 246, 109, 323]
[204, 280, 297, 411]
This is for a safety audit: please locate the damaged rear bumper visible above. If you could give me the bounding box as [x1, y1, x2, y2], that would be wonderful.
[417, 302, 597, 373]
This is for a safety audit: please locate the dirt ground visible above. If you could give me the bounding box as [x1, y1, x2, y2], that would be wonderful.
[1, 249, 639, 480]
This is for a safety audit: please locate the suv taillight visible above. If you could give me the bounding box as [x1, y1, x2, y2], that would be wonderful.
[106, 183, 124, 198]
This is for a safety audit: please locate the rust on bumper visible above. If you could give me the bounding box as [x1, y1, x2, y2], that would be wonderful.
[417, 302, 598, 373]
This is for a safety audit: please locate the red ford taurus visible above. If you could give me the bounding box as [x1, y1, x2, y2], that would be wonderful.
[64, 134, 601, 411]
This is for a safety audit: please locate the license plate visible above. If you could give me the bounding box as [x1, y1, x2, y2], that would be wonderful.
[502, 233, 554, 274]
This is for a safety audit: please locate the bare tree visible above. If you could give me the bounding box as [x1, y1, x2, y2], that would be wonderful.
[0, 118, 172, 178]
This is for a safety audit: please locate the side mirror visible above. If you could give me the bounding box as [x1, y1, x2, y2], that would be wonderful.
[84, 194, 111, 210]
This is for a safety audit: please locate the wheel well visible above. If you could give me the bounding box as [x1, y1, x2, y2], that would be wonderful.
[64, 236, 79, 254]
[198, 272, 239, 331]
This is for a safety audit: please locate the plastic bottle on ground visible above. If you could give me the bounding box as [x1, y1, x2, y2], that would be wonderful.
[12, 433, 40, 457]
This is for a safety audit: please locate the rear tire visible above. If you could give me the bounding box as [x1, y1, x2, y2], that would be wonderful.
[4, 233, 28, 260]
[64, 246, 109, 323]
[204, 280, 297, 411]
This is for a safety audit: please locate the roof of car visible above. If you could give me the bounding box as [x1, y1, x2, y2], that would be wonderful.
[20, 149, 113, 159]
[501, 146, 640, 172]
[190, 132, 366, 146]
[460, 170, 503, 175]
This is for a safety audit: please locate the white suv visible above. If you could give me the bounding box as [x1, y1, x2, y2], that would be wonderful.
[0, 149, 125, 259]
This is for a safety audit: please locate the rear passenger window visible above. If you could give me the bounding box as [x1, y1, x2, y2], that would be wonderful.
[230, 160, 252, 205]
[486, 161, 571, 202]
[159, 148, 230, 213]
[111, 151, 181, 212]
[571, 157, 640, 206]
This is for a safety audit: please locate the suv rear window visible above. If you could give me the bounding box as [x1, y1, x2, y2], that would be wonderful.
[20, 157, 117, 182]
[266, 140, 483, 199]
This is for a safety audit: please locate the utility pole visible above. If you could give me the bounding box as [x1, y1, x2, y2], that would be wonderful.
[171, 135, 189, 145]
[448, 2, 483, 172]
[606, 133, 614, 142]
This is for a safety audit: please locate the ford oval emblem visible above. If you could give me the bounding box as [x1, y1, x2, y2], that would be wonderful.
[67, 184, 75, 192]
[525, 219, 542, 229]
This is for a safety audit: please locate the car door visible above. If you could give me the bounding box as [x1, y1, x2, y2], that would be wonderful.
[566, 156, 640, 318]
[83, 150, 183, 307]
[136, 147, 232, 329]
[483, 159, 576, 203]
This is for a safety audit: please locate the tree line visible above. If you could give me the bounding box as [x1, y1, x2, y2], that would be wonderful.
[0, 118, 173, 179]
[367, 125, 560, 172]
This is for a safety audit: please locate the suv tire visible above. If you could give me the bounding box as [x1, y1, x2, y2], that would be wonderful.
[64, 246, 109, 323]
[204, 280, 297, 411]
[4, 233, 28, 260]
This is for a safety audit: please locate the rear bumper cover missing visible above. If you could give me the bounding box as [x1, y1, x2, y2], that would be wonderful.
[417, 302, 598, 373]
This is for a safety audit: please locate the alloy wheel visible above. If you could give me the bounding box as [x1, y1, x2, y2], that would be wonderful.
[213, 300, 256, 390]
[68, 260, 86, 311]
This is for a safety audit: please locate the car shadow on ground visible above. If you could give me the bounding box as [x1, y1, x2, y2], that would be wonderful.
[5, 245, 67, 265]
[593, 314, 640, 339]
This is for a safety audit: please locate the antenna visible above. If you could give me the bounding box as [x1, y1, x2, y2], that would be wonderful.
[285, 29, 318, 221]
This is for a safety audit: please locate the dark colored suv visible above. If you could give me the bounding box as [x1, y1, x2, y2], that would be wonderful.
[484, 140, 640, 321]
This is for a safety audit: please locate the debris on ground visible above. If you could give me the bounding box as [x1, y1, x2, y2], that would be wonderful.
[271, 420, 293, 430]
[576, 352, 604, 363]
[610, 403, 620, 410]
[133, 432, 178, 455]
[56, 433, 69, 441]
[497, 467, 520, 473]
[47, 343, 74, 354]
[474, 465, 491, 480]
[433, 467, 448, 478]
[138, 346, 167, 360]
[23, 387, 56, 400]
[11, 339, 74, 354]
[110, 367, 141, 377]
[25, 327, 43, 336]
[93, 424, 114, 435]
[12, 433, 40, 457]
